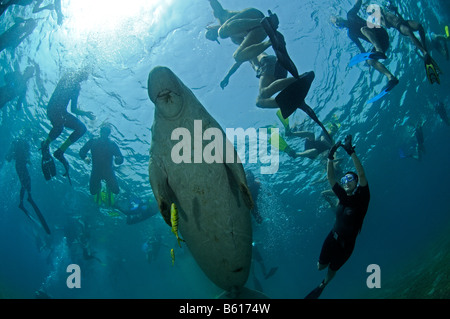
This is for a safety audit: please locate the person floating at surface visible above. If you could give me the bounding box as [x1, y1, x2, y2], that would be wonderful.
[0, 17, 36, 52]
[6, 138, 51, 234]
[331, 0, 399, 99]
[399, 122, 425, 161]
[305, 135, 370, 299]
[434, 101, 449, 126]
[40, 68, 95, 183]
[0, 66, 34, 110]
[429, 25, 449, 61]
[206, 0, 331, 140]
[79, 125, 124, 201]
[380, 1, 441, 84]
[206, 0, 275, 88]
[287, 130, 333, 160]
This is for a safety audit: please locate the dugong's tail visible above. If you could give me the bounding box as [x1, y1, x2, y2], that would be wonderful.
[216, 287, 270, 299]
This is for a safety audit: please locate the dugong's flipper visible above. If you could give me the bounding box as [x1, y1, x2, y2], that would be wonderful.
[149, 157, 173, 226]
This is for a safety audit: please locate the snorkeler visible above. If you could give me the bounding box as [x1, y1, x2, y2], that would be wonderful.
[380, 2, 441, 84]
[331, 0, 398, 103]
[41, 68, 95, 183]
[79, 125, 124, 199]
[305, 135, 370, 299]
[0, 17, 36, 52]
[206, 1, 330, 140]
[435, 101, 449, 126]
[6, 138, 51, 234]
[245, 170, 263, 224]
[429, 25, 449, 61]
[0, 66, 34, 110]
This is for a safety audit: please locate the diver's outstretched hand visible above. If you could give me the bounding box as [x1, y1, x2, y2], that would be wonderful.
[328, 141, 342, 160]
[342, 135, 355, 156]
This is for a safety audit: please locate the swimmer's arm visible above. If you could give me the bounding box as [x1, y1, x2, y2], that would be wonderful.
[327, 158, 338, 188]
[351, 152, 368, 187]
[70, 95, 95, 120]
[220, 61, 242, 89]
[113, 143, 124, 165]
[348, 0, 362, 17]
[79, 140, 92, 161]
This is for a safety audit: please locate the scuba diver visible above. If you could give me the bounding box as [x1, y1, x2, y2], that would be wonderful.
[306, 135, 370, 299]
[79, 125, 124, 200]
[41, 67, 95, 184]
[380, 1, 441, 84]
[0, 17, 36, 52]
[331, 0, 399, 103]
[6, 138, 51, 234]
[0, 66, 34, 110]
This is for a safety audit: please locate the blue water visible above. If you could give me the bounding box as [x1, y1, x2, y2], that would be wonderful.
[1, 0, 449, 299]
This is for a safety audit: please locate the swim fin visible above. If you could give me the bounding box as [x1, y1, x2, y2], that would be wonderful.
[445, 25, 449, 38]
[367, 78, 399, 104]
[269, 131, 296, 158]
[27, 197, 51, 235]
[276, 109, 290, 130]
[275, 71, 315, 119]
[349, 51, 387, 67]
[424, 53, 442, 84]
[54, 149, 72, 185]
[304, 281, 325, 299]
[261, 10, 299, 79]
[264, 266, 278, 280]
[40, 142, 56, 181]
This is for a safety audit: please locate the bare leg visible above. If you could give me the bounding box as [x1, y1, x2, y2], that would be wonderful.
[233, 28, 268, 62]
[366, 59, 395, 80]
[406, 20, 427, 52]
[259, 77, 296, 98]
[398, 23, 427, 55]
[295, 148, 319, 159]
[361, 27, 385, 53]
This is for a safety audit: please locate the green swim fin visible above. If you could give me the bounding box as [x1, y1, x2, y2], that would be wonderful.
[276, 109, 290, 130]
[424, 54, 442, 84]
[445, 25, 449, 38]
[269, 131, 296, 158]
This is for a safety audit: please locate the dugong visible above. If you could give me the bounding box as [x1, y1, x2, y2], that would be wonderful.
[147, 66, 257, 296]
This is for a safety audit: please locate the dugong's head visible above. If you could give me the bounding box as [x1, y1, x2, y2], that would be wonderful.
[147, 66, 185, 119]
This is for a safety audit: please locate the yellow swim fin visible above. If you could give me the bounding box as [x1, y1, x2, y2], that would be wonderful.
[276, 109, 290, 130]
[269, 131, 296, 158]
[445, 25, 449, 38]
[424, 54, 442, 85]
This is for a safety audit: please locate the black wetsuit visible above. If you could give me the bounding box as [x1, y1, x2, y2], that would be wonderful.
[126, 202, 157, 225]
[79, 137, 123, 195]
[0, 71, 29, 109]
[304, 136, 330, 154]
[319, 183, 370, 271]
[47, 73, 87, 143]
[346, 2, 390, 53]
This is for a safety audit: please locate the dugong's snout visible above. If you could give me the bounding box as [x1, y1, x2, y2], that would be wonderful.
[147, 66, 184, 118]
